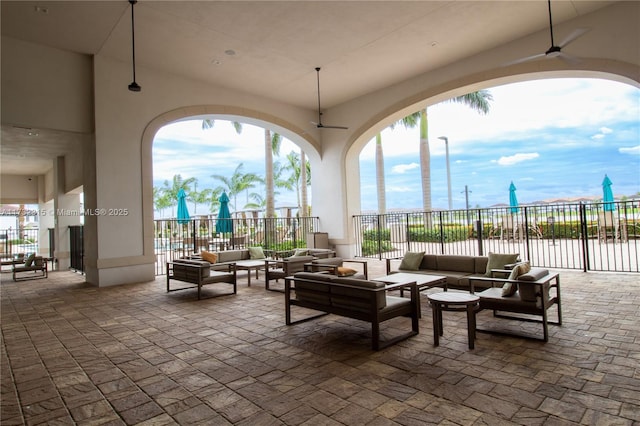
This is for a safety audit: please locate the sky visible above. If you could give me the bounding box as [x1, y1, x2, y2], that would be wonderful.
[153, 78, 640, 216]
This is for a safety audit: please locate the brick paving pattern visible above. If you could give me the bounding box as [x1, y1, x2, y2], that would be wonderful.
[1, 262, 639, 425]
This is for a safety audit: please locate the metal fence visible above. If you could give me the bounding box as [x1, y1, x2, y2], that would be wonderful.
[353, 201, 639, 273]
[153, 216, 321, 275]
[0, 227, 40, 259]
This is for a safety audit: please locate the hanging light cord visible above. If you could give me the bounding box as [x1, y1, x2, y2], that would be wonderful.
[128, 0, 141, 92]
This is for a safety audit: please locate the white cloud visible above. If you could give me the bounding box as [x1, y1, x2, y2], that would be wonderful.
[600, 127, 613, 134]
[391, 163, 419, 173]
[591, 134, 605, 140]
[620, 145, 640, 155]
[496, 152, 539, 166]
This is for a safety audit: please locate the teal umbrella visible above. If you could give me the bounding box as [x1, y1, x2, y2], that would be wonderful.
[602, 174, 615, 211]
[509, 181, 519, 213]
[215, 192, 233, 234]
[176, 188, 190, 224]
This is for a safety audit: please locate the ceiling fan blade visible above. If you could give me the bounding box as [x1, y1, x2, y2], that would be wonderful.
[558, 27, 589, 49]
[557, 51, 582, 65]
[503, 52, 547, 66]
[320, 124, 349, 130]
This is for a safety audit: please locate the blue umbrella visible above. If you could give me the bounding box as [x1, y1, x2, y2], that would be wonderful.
[215, 192, 233, 234]
[602, 174, 615, 211]
[509, 181, 519, 213]
[176, 188, 190, 224]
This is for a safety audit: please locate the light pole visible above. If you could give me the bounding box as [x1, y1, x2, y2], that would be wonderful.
[438, 136, 452, 211]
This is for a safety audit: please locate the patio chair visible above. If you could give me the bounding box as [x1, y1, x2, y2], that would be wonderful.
[303, 257, 369, 279]
[264, 255, 316, 292]
[597, 211, 627, 243]
[229, 234, 248, 249]
[500, 215, 523, 241]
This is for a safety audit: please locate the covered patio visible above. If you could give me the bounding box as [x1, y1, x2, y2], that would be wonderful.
[2, 264, 638, 424]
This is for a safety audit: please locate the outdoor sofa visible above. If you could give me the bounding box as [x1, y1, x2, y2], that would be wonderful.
[386, 252, 521, 291]
[284, 272, 420, 350]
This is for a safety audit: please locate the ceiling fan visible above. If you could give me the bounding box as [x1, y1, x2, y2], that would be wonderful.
[311, 67, 348, 130]
[505, 0, 589, 66]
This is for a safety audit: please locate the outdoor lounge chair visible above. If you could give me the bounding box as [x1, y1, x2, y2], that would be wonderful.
[12, 254, 48, 281]
[598, 211, 627, 243]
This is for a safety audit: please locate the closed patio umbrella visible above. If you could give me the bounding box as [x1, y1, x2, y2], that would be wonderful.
[602, 174, 615, 211]
[176, 188, 190, 224]
[509, 181, 519, 213]
[215, 192, 233, 234]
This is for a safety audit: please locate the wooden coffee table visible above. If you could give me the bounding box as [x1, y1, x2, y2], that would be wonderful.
[234, 260, 266, 286]
[374, 273, 447, 294]
[427, 292, 480, 349]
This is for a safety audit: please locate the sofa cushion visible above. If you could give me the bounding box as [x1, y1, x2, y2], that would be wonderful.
[248, 246, 266, 259]
[312, 257, 343, 266]
[436, 255, 476, 273]
[399, 251, 425, 270]
[294, 271, 334, 282]
[331, 278, 386, 311]
[292, 248, 309, 256]
[518, 268, 549, 302]
[415, 255, 435, 270]
[201, 250, 218, 264]
[474, 257, 489, 274]
[217, 250, 250, 263]
[485, 252, 519, 277]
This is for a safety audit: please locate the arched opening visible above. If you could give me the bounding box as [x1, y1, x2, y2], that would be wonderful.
[140, 106, 320, 263]
[343, 71, 638, 259]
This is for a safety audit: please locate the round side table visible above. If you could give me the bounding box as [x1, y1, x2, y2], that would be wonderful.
[427, 292, 480, 349]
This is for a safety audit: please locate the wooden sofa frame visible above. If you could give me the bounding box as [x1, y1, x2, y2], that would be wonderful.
[166, 259, 237, 300]
[284, 273, 419, 350]
[469, 271, 561, 342]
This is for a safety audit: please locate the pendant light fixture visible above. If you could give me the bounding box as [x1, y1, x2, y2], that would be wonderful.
[128, 0, 141, 92]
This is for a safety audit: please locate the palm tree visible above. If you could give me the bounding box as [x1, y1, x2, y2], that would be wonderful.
[264, 130, 282, 218]
[188, 181, 212, 215]
[300, 150, 310, 216]
[419, 91, 492, 211]
[211, 163, 261, 213]
[374, 91, 492, 214]
[202, 119, 243, 134]
[153, 186, 173, 218]
[161, 174, 196, 217]
[375, 115, 418, 215]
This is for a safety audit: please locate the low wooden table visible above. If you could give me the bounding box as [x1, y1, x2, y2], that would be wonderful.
[427, 292, 479, 349]
[374, 273, 447, 293]
[234, 260, 266, 286]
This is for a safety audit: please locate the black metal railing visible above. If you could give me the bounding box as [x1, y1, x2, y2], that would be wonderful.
[153, 216, 321, 275]
[354, 201, 639, 273]
[0, 227, 40, 258]
[69, 225, 84, 273]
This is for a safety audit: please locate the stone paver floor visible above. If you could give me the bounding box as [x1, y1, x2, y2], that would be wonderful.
[1, 262, 639, 425]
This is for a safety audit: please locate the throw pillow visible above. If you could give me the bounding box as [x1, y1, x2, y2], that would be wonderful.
[24, 253, 36, 267]
[292, 248, 309, 257]
[502, 264, 521, 296]
[336, 266, 357, 277]
[248, 246, 266, 259]
[200, 250, 218, 264]
[399, 251, 425, 271]
[485, 252, 519, 277]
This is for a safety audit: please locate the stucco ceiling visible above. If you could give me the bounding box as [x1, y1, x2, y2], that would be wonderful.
[1, 1, 613, 176]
